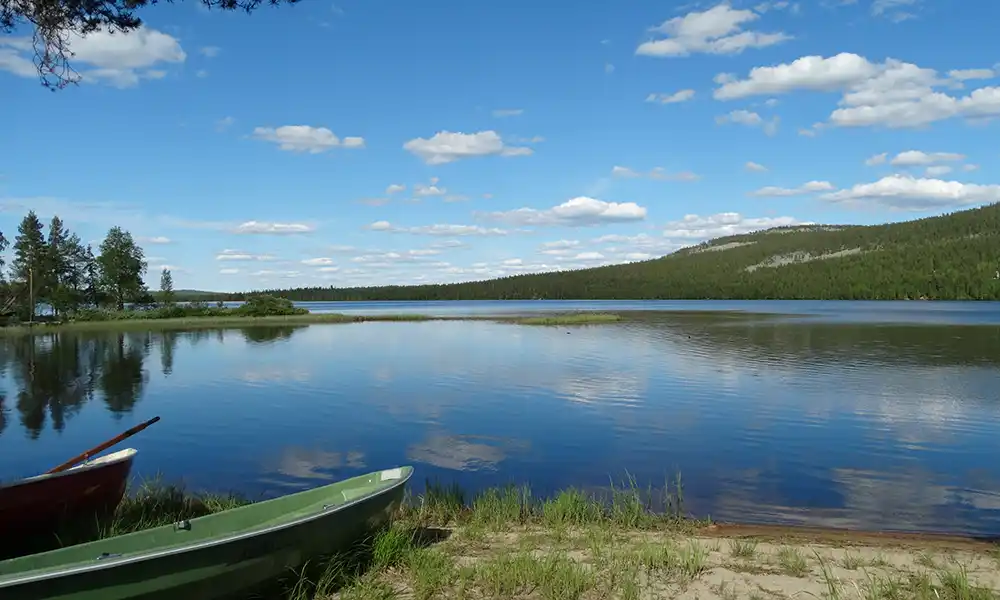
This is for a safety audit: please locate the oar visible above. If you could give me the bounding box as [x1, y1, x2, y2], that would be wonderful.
[45, 416, 161, 475]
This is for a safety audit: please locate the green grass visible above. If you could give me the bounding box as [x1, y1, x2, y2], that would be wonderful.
[0, 313, 440, 334]
[0, 311, 630, 335]
[11, 477, 1000, 600]
[503, 313, 624, 325]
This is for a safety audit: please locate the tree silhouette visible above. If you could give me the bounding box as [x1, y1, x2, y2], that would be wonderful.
[2, 0, 300, 90]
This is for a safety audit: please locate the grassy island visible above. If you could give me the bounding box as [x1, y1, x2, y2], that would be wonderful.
[1, 298, 628, 335]
[26, 479, 1000, 600]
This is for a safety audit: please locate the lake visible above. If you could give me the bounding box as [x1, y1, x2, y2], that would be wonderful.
[2, 300, 1000, 536]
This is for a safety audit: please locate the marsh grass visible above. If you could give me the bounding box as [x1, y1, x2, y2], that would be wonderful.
[0, 311, 632, 336]
[0, 313, 443, 335]
[504, 313, 624, 326]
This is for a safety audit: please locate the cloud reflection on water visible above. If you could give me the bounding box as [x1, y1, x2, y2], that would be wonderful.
[407, 432, 530, 472]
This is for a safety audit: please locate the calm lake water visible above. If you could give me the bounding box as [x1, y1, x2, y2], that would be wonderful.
[2, 300, 1000, 536]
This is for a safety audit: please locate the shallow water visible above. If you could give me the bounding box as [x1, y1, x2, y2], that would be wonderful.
[2, 301, 999, 536]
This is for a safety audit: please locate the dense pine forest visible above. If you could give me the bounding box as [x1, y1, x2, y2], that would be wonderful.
[224, 202, 1000, 301]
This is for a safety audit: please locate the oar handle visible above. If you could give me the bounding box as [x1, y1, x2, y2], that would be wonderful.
[45, 416, 161, 475]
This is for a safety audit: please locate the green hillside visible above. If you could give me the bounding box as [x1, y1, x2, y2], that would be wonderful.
[231, 203, 1000, 301]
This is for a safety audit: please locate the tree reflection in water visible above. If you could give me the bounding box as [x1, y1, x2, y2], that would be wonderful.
[0, 332, 152, 438]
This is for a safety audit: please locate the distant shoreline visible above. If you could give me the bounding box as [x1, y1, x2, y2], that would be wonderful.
[0, 312, 625, 335]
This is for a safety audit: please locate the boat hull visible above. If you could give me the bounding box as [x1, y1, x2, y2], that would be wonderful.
[0, 449, 136, 543]
[0, 466, 412, 600]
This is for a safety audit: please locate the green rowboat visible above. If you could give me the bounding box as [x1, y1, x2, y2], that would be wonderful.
[0, 466, 413, 600]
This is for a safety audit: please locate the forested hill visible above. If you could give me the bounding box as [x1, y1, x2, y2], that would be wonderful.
[229, 203, 1000, 301]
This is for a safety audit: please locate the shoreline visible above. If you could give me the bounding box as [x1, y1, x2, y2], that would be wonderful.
[7, 480, 999, 598]
[0, 312, 627, 335]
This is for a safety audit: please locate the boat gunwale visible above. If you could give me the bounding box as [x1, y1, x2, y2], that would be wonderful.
[0, 449, 137, 491]
[0, 466, 413, 589]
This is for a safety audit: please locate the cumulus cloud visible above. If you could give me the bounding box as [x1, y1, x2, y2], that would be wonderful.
[232, 221, 315, 235]
[251, 126, 365, 153]
[402, 131, 533, 165]
[216, 249, 276, 261]
[479, 197, 647, 227]
[663, 212, 807, 239]
[366, 221, 510, 236]
[714, 52, 1000, 128]
[745, 161, 768, 172]
[385, 184, 406, 194]
[645, 90, 696, 104]
[821, 175, 1000, 210]
[751, 181, 836, 196]
[0, 27, 186, 87]
[635, 3, 791, 57]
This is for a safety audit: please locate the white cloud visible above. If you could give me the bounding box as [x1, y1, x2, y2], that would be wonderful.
[215, 249, 276, 261]
[714, 52, 1000, 128]
[140, 236, 172, 244]
[716, 110, 780, 135]
[251, 126, 364, 154]
[232, 221, 315, 235]
[301, 257, 336, 266]
[751, 181, 836, 196]
[0, 27, 186, 87]
[865, 152, 888, 166]
[745, 161, 768, 172]
[250, 270, 302, 279]
[948, 68, 995, 82]
[413, 183, 446, 197]
[645, 90, 696, 104]
[611, 166, 641, 178]
[366, 221, 510, 236]
[351, 250, 442, 266]
[479, 196, 647, 227]
[871, 0, 919, 21]
[219, 268, 240, 275]
[663, 212, 807, 239]
[822, 175, 1000, 210]
[604, 63, 615, 74]
[635, 3, 791, 57]
[385, 184, 406, 194]
[402, 131, 532, 165]
[924, 166, 952, 177]
[612, 166, 700, 181]
[888, 150, 965, 166]
[199, 46, 221, 58]
[491, 109, 523, 117]
[215, 116, 235, 132]
[539, 240, 582, 256]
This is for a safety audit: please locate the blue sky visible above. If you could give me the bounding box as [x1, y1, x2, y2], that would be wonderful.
[2, 0, 999, 292]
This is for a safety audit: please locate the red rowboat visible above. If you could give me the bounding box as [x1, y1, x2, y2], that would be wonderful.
[0, 448, 137, 540]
